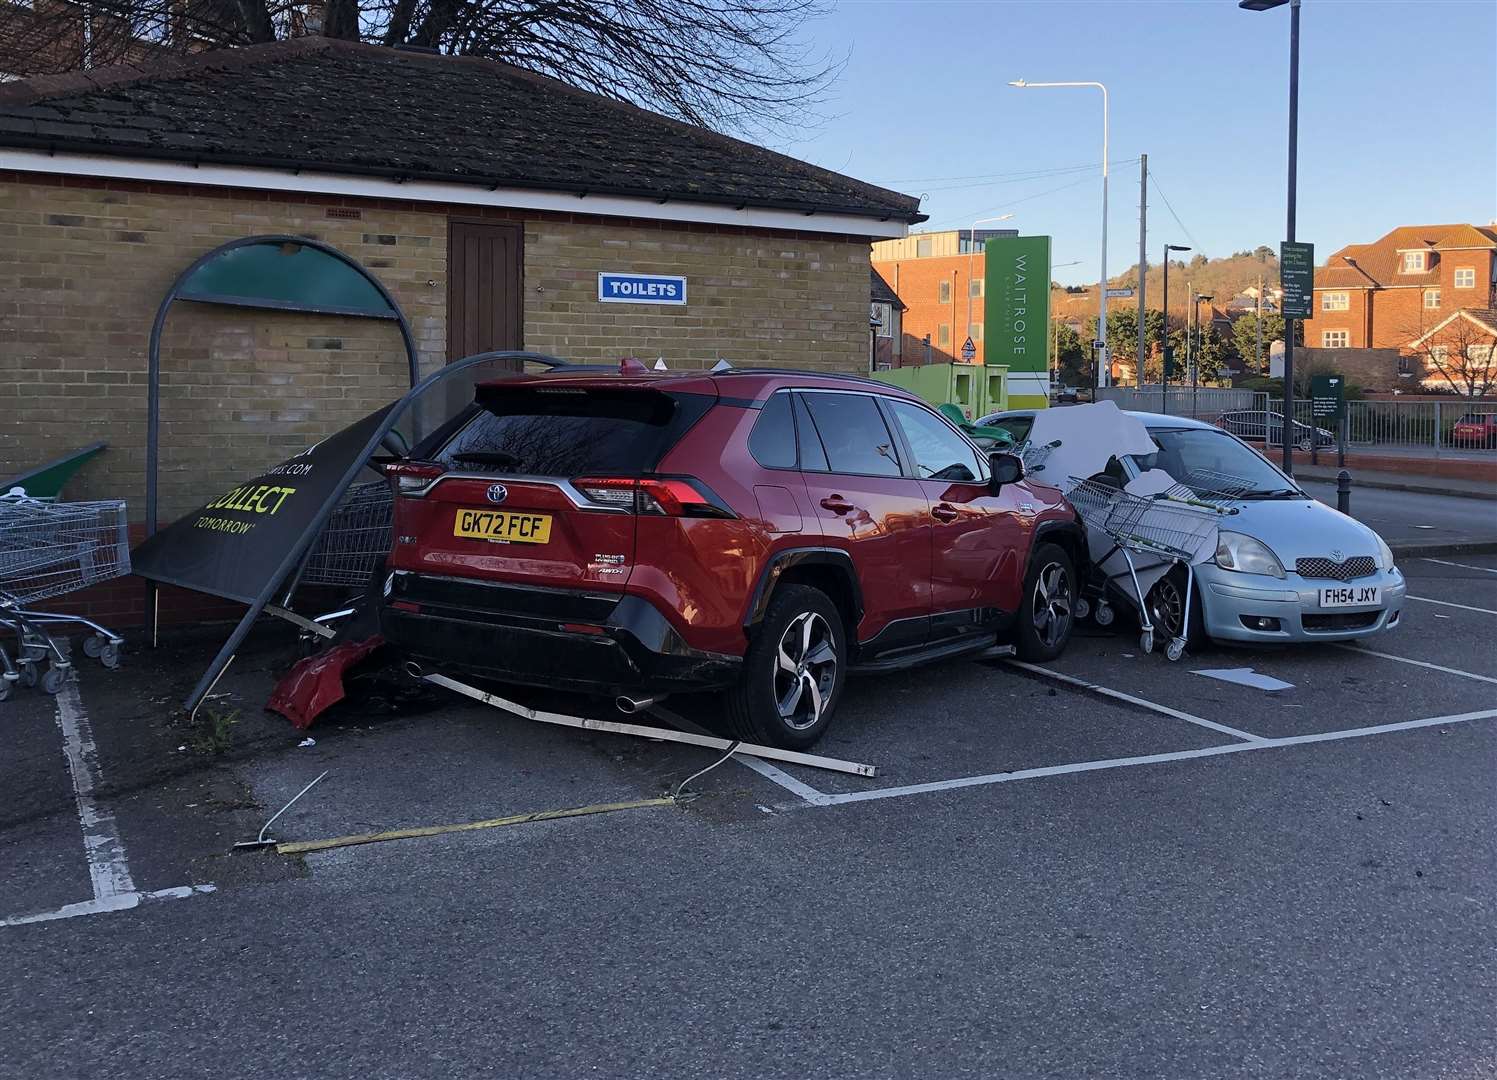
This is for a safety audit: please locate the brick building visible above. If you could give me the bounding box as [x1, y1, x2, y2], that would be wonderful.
[0, 36, 923, 537]
[871, 252, 990, 365]
[1302, 224, 1497, 363]
[870, 267, 905, 369]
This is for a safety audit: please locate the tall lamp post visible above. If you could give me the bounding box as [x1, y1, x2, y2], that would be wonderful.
[1240, 0, 1300, 474]
[967, 213, 1015, 352]
[1193, 292, 1214, 418]
[1009, 78, 1110, 393]
[1160, 243, 1190, 413]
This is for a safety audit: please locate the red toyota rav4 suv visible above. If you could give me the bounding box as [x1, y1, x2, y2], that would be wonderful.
[380, 368, 1083, 749]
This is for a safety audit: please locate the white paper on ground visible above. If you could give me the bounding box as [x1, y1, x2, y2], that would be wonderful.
[1191, 667, 1296, 692]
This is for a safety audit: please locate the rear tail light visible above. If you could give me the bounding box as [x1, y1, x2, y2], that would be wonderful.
[383, 461, 445, 494]
[574, 477, 734, 518]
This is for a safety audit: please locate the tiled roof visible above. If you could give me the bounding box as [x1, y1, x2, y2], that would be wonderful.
[871, 268, 904, 309]
[0, 37, 924, 224]
[1317, 224, 1494, 289]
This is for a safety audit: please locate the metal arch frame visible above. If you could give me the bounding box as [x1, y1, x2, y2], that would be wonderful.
[145, 235, 421, 542]
[179, 350, 569, 713]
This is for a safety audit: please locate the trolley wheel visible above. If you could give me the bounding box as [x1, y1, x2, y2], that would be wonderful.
[1165, 639, 1187, 662]
[1074, 597, 1091, 621]
[41, 666, 66, 695]
[20, 662, 39, 689]
[1139, 630, 1155, 654]
[83, 634, 106, 659]
[99, 644, 121, 671]
[1094, 603, 1115, 627]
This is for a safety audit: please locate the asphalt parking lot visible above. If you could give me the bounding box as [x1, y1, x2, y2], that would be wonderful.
[2, 554, 1494, 1078]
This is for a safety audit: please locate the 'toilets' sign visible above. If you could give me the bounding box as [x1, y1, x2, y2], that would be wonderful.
[598, 272, 688, 306]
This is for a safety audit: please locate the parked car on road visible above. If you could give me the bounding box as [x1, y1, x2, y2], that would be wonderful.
[1214, 409, 1335, 450]
[974, 408, 1405, 647]
[1450, 412, 1497, 448]
[381, 368, 1085, 749]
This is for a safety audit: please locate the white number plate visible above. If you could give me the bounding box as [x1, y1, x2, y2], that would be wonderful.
[1319, 585, 1381, 608]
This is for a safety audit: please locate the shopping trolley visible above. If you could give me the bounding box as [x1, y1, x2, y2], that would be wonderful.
[1013, 439, 1063, 477]
[1064, 478, 1227, 661]
[297, 481, 394, 589]
[0, 493, 130, 699]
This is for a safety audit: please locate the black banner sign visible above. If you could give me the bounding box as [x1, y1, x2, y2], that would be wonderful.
[132, 404, 396, 603]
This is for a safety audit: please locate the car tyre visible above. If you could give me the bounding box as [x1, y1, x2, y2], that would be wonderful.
[1144, 566, 1208, 652]
[725, 584, 846, 751]
[1014, 543, 1077, 662]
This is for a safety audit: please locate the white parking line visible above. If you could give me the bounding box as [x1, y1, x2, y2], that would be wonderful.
[55, 678, 135, 901]
[1407, 595, 1497, 616]
[2, 885, 217, 928]
[1335, 644, 1497, 686]
[1420, 558, 1497, 575]
[806, 707, 1497, 808]
[1005, 660, 1268, 743]
[734, 755, 828, 804]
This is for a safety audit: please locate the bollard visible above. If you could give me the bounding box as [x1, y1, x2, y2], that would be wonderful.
[1336, 469, 1352, 515]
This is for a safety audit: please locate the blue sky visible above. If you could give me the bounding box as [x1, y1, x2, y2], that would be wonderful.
[772, 0, 1497, 285]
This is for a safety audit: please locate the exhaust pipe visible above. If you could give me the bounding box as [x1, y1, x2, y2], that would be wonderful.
[615, 694, 660, 715]
[405, 660, 424, 679]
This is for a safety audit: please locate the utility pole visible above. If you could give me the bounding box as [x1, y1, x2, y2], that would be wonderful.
[1137, 154, 1148, 388]
[1256, 275, 1264, 373]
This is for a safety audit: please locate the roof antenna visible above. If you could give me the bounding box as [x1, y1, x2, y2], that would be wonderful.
[711, 359, 733, 373]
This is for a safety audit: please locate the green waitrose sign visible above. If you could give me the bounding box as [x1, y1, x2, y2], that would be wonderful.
[985, 235, 1051, 407]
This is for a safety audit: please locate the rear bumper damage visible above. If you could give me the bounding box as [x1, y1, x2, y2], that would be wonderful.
[379, 571, 742, 694]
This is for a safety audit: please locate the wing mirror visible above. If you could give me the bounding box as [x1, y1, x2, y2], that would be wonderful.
[988, 451, 1024, 491]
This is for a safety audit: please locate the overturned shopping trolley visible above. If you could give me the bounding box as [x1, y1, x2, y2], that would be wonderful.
[0, 493, 129, 699]
[1064, 478, 1227, 661]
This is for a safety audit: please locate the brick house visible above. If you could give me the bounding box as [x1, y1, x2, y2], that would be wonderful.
[0, 36, 923, 540]
[870, 267, 904, 369]
[1302, 224, 1497, 382]
[871, 253, 989, 366]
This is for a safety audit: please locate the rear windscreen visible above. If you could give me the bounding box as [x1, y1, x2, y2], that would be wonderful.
[429, 387, 712, 476]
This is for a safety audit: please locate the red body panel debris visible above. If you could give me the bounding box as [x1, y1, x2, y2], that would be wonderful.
[267, 636, 385, 729]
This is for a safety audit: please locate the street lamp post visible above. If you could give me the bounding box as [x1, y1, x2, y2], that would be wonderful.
[1160, 243, 1190, 413]
[1009, 78, 1109, 393]
[1240, 0, 1300, 474]
[1193, 292, 1215, 418]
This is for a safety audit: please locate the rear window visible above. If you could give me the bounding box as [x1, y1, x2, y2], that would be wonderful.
[430, 386, 712, 476]
[748, 391, 797, 469]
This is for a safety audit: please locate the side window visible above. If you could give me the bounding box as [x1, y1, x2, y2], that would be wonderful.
[887, 400, 982, 482]
[792, 394, 830, 471]
[800, 393, 902, 477]
[747, 391, 797, 469]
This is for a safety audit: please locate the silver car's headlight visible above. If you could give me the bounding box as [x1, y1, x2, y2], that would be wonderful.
[1375, 533, 1397, 572]
[1215, 531, 1285, 579]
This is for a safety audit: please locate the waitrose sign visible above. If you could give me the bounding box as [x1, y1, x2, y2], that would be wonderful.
[985, 235, 1051, 406]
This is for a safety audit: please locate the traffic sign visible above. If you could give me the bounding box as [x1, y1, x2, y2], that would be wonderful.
[1280, 241, 1315, 318]
[1104, 287, 1134, 299]
[1310, 373, 1345, 421]
[961, 336, 976, 362]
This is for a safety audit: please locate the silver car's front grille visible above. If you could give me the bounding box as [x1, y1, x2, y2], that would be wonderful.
[1296, 556, 1377, 582]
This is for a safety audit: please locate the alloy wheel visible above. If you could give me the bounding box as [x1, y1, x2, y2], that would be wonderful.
[1149, 575, 1185, 638]
[773, 611, 838, 731]
[1031, 561, 1073, 649]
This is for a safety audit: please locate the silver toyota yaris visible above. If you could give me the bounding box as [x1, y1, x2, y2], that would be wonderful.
[975, 409, 1405, 646]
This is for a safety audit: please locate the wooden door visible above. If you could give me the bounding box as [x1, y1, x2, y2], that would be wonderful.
[447, 221, 523, 364]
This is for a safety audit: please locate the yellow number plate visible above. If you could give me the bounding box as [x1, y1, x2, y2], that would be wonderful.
[453, 510, 553, 544]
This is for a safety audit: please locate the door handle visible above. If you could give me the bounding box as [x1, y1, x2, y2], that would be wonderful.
[819, 495, 855, 514]
[931, 503, 960, 522]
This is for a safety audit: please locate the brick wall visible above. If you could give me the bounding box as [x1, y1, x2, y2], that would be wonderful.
[2, 171, 873, 526]
[1296, 347, 1405, 391]
[1306, 284, 1469, 353]
[873, 255, 986, 365]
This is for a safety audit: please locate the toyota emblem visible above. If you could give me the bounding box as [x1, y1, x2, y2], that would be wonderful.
[1330, 549, 1343, 562]
[485, 483, 508, 505]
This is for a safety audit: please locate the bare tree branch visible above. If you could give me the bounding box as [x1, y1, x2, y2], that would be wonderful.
[0, 0, 839, 136]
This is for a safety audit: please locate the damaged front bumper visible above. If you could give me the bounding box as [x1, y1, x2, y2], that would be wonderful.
[379, 571, 742, 695]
